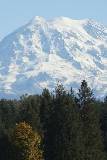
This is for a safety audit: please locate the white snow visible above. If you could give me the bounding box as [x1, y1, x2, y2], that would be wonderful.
[0, 16, 107, 98]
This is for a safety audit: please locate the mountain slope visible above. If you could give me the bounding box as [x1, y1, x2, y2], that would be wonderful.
[0, 16, 107, 98]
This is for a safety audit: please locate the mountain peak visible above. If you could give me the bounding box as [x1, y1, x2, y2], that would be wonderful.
[30, 16, 46, 24]
[29, 16, 94, 27]
[0, 17, 107, 98]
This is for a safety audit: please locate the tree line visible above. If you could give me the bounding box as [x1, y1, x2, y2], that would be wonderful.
[0, 80, 107, 160]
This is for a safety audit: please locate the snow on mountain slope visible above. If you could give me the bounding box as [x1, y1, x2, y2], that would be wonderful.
[0, 16, 107, 98]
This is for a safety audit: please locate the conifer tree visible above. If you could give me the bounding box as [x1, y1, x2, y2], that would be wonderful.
[19, 95, 41, 133]
[101, 96, 107, 152]
[78, 80, 94, 108]
[77, 80, 106, 160]
[40, 88, 52, 160]
[40, 88, 52, 131]
[48, 83, 82, 160]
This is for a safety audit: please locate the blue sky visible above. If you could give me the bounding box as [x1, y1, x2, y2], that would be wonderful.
[0, 0, 107, 39]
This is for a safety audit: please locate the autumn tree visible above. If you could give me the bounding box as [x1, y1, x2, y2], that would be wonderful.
[12, 122, 43, 160]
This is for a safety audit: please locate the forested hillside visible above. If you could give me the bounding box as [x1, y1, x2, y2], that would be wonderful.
[0, 80, 107, 160]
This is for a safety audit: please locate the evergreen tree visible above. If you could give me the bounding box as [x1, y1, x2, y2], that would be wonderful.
[77, 80, 106, 160]
[46, 83, 82, 160]
[77, 80, 94, 108]
[101, 96, 107, 153]
[0, 83, 106, 160]
[51, 83, 67, 160]
[40, 88, 53, 160]
[19, 95, 41, 133]
[40, 88, 52, 132]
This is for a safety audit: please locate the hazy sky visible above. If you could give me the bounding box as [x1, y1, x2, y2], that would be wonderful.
[0, 0, 107, 39]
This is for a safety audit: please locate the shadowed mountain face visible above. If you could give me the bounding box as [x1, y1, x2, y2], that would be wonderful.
[0, 16, 107, 98]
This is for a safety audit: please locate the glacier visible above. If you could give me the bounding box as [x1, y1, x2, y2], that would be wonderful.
[0, 16, 107, 98]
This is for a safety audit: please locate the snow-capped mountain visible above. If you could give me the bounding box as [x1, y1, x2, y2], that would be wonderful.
[0, 16, 107, 98]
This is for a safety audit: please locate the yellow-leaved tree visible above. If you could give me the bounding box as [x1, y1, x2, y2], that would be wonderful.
[12, 122, 43, 160]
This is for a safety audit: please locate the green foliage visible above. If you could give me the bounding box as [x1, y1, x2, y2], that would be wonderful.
[78, 80, 105, 160]
[0, 81, 106, 160]
[78, 80, 94, 108]
[19, 95, 42, 133]
[40, 88, 54, 160]
[101, 98, 107, 152]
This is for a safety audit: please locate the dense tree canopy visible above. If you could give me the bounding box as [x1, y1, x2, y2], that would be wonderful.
[0, 81, 106, 160]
